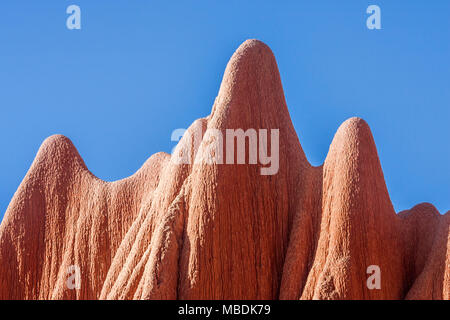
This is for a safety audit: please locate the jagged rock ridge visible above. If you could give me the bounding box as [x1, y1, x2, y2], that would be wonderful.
[0, 40, 448, 300]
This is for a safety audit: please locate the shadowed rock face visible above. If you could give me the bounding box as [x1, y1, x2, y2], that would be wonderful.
[0, 39, 448, 300]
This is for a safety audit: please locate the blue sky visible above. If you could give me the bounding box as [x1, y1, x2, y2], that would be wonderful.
[0, 0, 449, 220]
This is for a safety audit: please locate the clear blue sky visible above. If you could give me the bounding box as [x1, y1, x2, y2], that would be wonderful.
[1, 0, 449, 220]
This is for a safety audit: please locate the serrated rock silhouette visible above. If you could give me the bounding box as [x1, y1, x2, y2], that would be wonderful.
[0, 40, 448, 300]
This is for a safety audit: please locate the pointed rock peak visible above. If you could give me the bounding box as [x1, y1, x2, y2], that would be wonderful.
[33, 134, 87, 171]
[327, 117, 378, 160]
[210, 39, 291, 130]
[336, 117, 372, 143]
[409, 203, 441, 217]
[41, 134, 75, 150]
[223, 39, 276, 82]
[228, 39, 275, 69]
[324, 117, 390, 205]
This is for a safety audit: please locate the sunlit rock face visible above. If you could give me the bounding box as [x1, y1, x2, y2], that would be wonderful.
[0, 40, 448, 300]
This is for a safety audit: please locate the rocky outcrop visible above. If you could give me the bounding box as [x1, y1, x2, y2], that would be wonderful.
[0, 40, 448, 300]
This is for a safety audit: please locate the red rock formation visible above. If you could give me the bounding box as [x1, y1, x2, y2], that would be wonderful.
[0, 39, 448, 300]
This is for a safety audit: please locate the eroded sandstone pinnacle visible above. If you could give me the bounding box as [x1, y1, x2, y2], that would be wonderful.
[0, 39, 448, 300]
